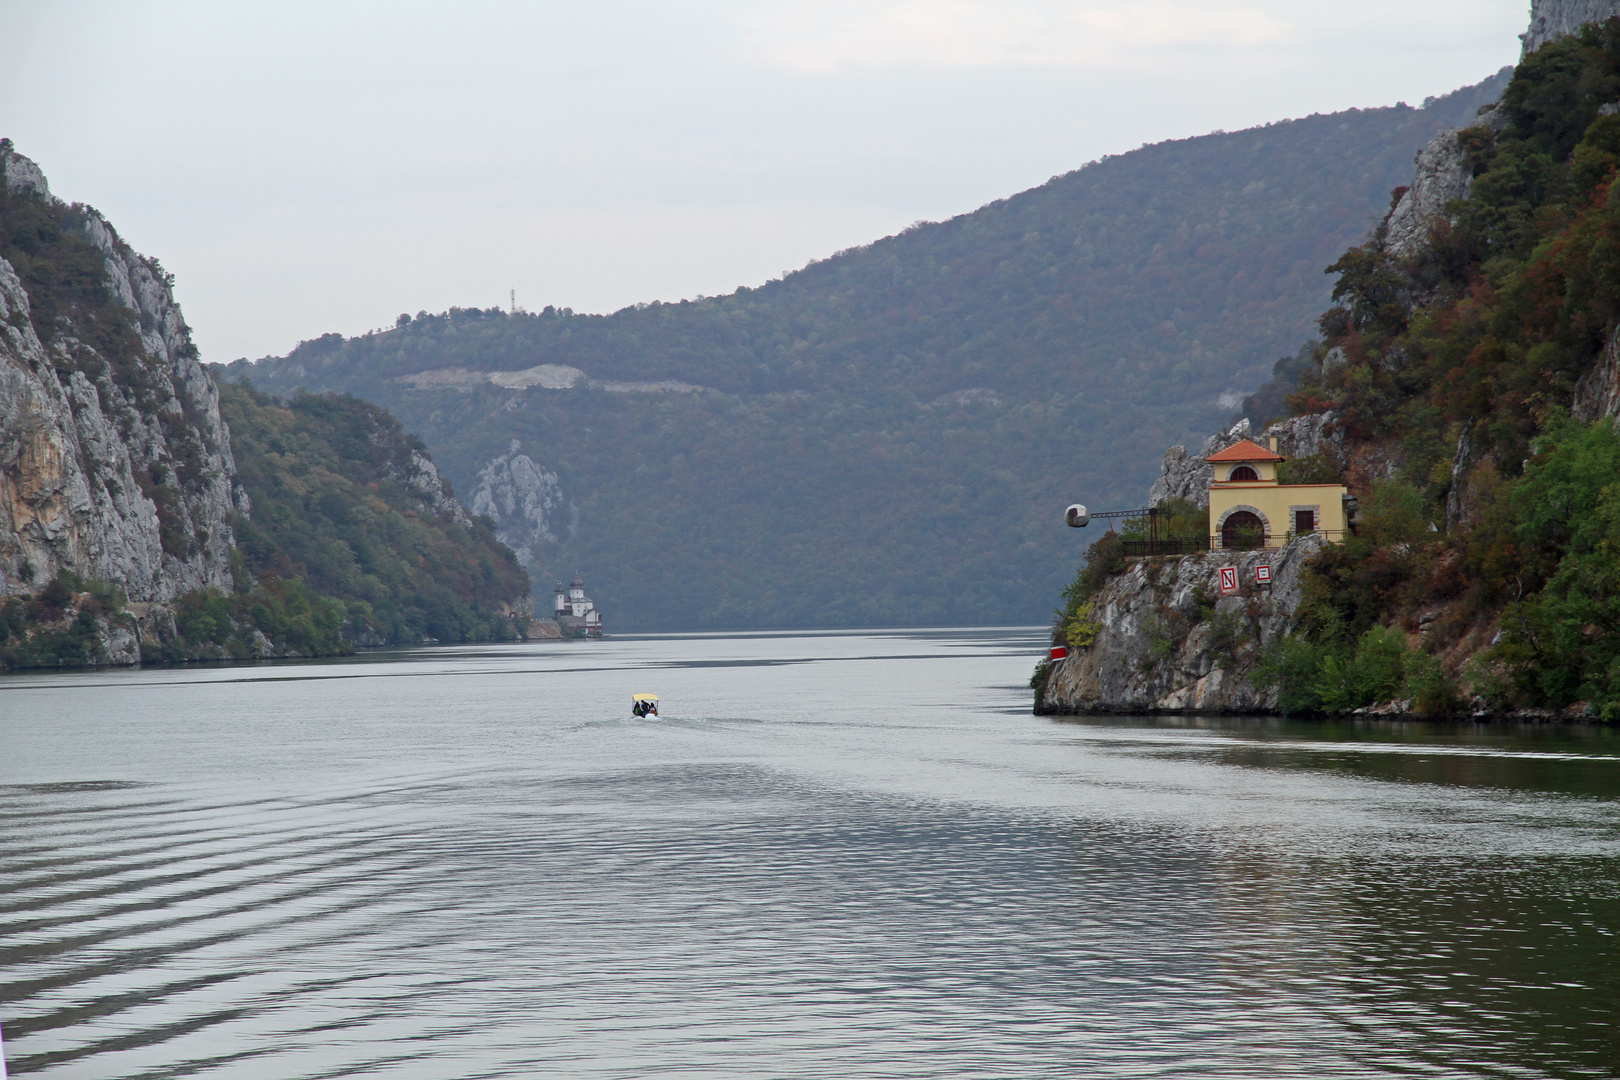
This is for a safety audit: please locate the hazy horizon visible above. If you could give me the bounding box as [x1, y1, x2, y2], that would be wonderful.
[2, 0, 1525, 362]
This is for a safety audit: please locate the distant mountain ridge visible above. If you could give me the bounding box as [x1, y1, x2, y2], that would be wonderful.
[230, 72, 1512, 631]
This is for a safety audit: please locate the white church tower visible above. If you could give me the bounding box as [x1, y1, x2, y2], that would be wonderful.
[550, 573, 603, 637]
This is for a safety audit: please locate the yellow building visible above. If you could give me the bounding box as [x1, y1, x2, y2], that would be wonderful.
[1206, 438, 1349, 549]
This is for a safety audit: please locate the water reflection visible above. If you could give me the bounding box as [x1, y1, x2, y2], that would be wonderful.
[1052, 714, 1620, 1077]
[0, 631, 1617, 1078]
[1058, 713, 1620, 795]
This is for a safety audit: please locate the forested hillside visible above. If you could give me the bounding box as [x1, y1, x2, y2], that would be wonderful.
[220, 384, 531, 647]
[1255, 21, 1620, 718]
[230, 73, 1508, 630]
[1052, 21, 1620, 719]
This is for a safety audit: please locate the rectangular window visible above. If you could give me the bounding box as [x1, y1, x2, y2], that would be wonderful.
[1294, 509, 1316, 534]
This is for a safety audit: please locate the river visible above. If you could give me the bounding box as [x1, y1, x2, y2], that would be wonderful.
[1, 628, 1617, 1078]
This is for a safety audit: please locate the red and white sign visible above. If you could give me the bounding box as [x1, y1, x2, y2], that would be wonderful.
[1049, 645, 1069, 661]
[1255, 564, 1272, 585]
[1218, 566, 1238, 594]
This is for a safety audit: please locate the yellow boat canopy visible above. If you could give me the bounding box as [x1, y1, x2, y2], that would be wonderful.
[632, 694, 659, 703]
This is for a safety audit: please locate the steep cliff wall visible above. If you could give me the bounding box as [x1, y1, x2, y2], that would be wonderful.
[1388, 1, 1620, 261]
[1384, 84, 1514, 260]
[1384, 127, 1476, 260]
[1522, 0, 1620, 57]
[1573, 324, 1620, 424]
[0, 143, 239, 601]
[466, 440, 570, 574]
[0, 143, 540, 666]
[1040, 538, 1323, 714]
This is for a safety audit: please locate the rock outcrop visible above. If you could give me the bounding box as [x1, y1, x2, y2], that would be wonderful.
[0, 143, 239, 601]
[1148, 414, 1346, 508]
[1040, 536, 1326, 714]
[1384, 101, 1515, 260]
[1149, 420, 1251, 507]
[1522, 0, 1620, 58]
[467, 441, 569, 569]
[388, 448, 473, 529]
[1384, 128, 1474, 259]
[1041, 5, 1620, 718]
[1574, 324, 1620, 424]
[1385, 0, 1620, 261]
[1065, 408, 1349, 714]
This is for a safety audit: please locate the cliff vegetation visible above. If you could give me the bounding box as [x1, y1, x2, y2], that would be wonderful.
[1270, 21, 1620, 720]
[1047, 21, 1620, 720]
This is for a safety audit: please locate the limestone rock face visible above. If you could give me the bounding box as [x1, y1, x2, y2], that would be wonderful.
[1041, 536, 1326, 714]
[1385, 129, 1473, 259]
[389, 448, 472, 529]
[1148, 420, 1250, 508]
[1148, 414, 1344, 509]
[0, 147, 238, 600]
[1522, 0, 1620, 58]
[1264, 412, 1349, 477]
[1574, 324, 1620, 424]
[1383, 101, 1516, 261]
[2, 152, 49, 199]
[467, 441, 567, 569]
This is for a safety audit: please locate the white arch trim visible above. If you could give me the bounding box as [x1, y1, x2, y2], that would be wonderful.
[1215, 504, 1271, 549]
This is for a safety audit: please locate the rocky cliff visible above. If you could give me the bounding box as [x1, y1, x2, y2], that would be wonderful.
[1384, 127, 1478, 260]
[1382, 81, 1517, 261]
[0, 141, 240, 602]
[1574, 324, 1620, 424]
[1043, 8, 1620, 720]
[1, 143, 538, 668]
[1522, 0, 1620, 58]
[466, 440, 571, 574]
[1040, 538, 1324, 714]
[1386, 1, 1620, 262]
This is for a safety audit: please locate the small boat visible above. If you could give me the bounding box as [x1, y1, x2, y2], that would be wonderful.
[631, 694, 659, 717]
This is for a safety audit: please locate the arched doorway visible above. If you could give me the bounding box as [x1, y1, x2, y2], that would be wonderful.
[1221, 510, 1266, 549]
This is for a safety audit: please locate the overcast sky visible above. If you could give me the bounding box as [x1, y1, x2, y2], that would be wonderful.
[2, 1, 1527, 362]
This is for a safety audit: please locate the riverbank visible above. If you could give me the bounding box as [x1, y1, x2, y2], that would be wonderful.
[1034, 539, 1322, 715]
[1031, 537, 1611, 722]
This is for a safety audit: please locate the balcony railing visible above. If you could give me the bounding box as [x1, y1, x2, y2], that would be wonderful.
[1119, 529, 1355, 557]
[1119, 536, 1211, 557]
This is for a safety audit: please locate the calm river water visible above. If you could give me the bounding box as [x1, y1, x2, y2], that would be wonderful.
[2, 628, 1618, 1078]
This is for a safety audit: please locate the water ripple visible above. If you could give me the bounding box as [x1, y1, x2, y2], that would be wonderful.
[1, 630, 1617, 1078]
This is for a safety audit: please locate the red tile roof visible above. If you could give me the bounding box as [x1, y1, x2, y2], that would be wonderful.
[1205, 438, 1284, 463]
